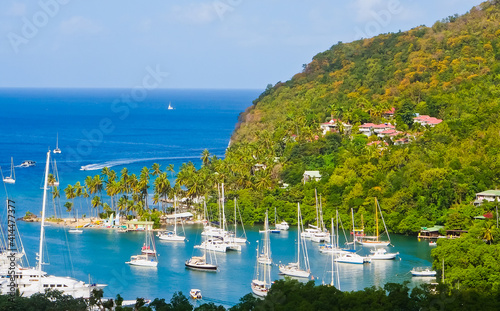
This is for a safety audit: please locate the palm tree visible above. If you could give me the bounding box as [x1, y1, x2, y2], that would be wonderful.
[154, 173, 171, 212]
[482, 222, 495, 244]
[166, 164, 175, 178]
[64, 201, 73, 219]
[117, 196, 128, 214]
[51, 186, 60, 218]
[91, 196, 102, 218]
[201, 149, 211, 167]
[151, 163, 162, 177]
[138, 167, 151, 210]
[64, 185, 76, 218]
[47, 173, 57, 187]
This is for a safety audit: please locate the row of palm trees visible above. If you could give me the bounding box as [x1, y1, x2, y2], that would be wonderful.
[52, 146, 279, 219]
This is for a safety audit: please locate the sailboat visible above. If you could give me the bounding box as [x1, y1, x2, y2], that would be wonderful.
[357, 198, 391, 247]
[53, 133, 61, 154]
[251, 241, 272, 297]
[2, 150, 106, 297]
[326, 217, 341, 289]
[3, 157, 15, 184]
[167, 102, 174, 110]
[69, 210, 83, 233]
[258, 211, 272, 265]
[185, 231, 218, 271]
[279, 203, 310, 278]
[335, 209, 371, 264]
[126, 226, 158, 267]
[196, 183, 241, 252]
[158, 195, 185, 241]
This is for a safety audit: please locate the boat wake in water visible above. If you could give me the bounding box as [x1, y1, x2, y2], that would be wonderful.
[79, 155, 221, 171]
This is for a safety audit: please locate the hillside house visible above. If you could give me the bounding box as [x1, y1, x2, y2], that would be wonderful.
[413, 115, 443, 127]
[303, 170, 322, 183]
[320, 119, 352, 135]
[473, 190, 500, 206]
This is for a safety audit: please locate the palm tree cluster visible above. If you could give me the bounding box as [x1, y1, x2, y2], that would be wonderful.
[62, 163, 176, 219]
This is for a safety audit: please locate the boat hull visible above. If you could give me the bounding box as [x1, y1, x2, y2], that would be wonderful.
[279, 265, 310, 278]
[126, 260, 158, 267]
[251, 281, 269, 297]
[185, 260, 217, 271]
[3, 177, 15, 184]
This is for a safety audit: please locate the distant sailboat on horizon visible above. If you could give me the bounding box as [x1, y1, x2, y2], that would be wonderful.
[53, 133, 61, 154]
[168, 102, 174, 110]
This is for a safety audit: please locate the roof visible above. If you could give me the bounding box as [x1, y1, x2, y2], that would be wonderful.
[303, 171, 322, 178]
[476, 190, 500, 196]
[125, 220, 154, 225]
[420, 225, 444, 232]
[166, 212, 194, 219]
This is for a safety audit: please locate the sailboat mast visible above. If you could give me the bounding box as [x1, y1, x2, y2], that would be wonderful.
[331, 217, 334, 287]
[221, 183, 225, 231]
[314, 189, 319, 228]
[174, 195, 177, 234]
[375, 198, 379, 241]
[38, 150, 51, 272]
[234, 198, 237, 238]
[351, 208, 356, 251]
[297, 203, 301, 267]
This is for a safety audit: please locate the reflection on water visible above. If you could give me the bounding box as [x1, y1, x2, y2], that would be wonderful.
[17, 222, 435, 305]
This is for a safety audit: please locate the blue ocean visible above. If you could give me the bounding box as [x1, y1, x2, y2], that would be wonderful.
[0, 88, 433, 306]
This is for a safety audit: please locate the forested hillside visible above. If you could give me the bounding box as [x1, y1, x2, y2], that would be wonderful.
[217, 0, 500, 232]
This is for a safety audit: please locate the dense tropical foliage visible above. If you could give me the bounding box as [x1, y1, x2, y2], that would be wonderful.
[64, 1, 500, 235]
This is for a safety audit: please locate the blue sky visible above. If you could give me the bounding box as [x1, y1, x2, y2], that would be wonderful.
[0, 0, 480, 89]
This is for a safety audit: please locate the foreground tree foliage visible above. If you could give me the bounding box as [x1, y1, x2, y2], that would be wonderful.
[4, 279, 500, 310]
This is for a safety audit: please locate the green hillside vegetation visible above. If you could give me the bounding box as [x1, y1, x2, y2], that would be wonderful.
[216, 0, 500, 233]
[67, 1, 500, 235]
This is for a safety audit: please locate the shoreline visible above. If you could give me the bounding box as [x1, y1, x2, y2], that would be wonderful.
[21, 216, 204, 230]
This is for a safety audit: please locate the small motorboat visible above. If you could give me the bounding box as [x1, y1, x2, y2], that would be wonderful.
[189, 289, 202, 299]
[429, 241, 437, 246]
[411, 267, 437, 277]
[20, 160, 36, 167]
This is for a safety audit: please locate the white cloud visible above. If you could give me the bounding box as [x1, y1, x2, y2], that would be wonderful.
[60, 16, 102, 35]
[169, 3, 219, 25]
[6, 2, 26, 16]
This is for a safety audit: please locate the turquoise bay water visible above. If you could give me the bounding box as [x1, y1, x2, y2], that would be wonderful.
[0, 88, 434, 304]
[17, 221, 434, 305]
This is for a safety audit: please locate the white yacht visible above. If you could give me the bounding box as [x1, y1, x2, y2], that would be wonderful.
[275, 221, 289, 231]
[0, 151, 105, 298]
[20, 160, 36, 167]
[335, 252, 370, 264]
[411, 267, 437, 277]
[369, 248, 399, 260]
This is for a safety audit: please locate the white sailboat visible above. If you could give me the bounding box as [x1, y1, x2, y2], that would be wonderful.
[1, 150, 106, 298]
[279, 203, 310, 278]
[53, 133, 61, 154]
[251, 241, 272, 297]
[167, 102, 174, 110]
[326, 217, 341, 289]
[3, 157, 15, 184]
[158, 195, 185, 241]
[335, 209, 371, 264]
[258, 211, 272, 265]
[185, 234, 218, 271]
[126, 226, 158, 267]
[195, 183, 241, 252]
[369, 248, 399, 260]
[357, 198, 391, 247]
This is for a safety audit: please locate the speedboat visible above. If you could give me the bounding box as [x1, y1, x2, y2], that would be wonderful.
[20, 160, 36, 167]
[411, 267, 436, 277]
[189, 289, 202, 299]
